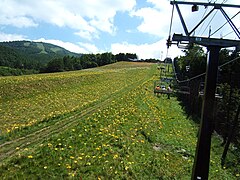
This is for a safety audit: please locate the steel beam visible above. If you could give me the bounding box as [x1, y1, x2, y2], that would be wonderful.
[170, 1, 240, 8]
[191, 46, 221, 180]
[220, 8, 240, 38]
[172, 34, 240, 48]
[175, 4, 189, 36]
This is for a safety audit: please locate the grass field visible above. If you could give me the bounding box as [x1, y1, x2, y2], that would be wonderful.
[0, 62, 239, 179]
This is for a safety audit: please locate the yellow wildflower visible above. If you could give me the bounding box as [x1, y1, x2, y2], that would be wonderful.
[66, 164, 71, 169]
[113, 154, 119, 159]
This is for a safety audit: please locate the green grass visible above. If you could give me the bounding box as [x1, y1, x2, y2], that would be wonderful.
[0, 62, 239, 179]
[0, 62, 152, 135]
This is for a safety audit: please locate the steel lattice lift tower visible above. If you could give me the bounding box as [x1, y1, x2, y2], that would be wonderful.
[168, 1, 240, 179]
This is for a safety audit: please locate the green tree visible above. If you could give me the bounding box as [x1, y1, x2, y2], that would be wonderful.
[99, 52, 115, 66]
[177, 45, 206, 79]
[63, 56, 74, 71]
[45, 58, 64, 72]
[72, 57, 82, 70]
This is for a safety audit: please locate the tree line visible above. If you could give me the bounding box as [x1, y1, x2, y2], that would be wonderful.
[43, 52, 140, 73]
[0, 47, 147, 75]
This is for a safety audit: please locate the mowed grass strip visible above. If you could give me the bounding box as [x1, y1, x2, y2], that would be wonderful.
[0, 62, 238, 179]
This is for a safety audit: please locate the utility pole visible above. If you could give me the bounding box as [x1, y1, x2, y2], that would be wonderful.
[168, 1, 240, 179]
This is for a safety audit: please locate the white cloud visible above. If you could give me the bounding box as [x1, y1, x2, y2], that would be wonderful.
[130, 0, 177, 38]
[131, 0, 240, 39]
[0, 32, 27, 41]
[131, 8, 166, 37]
[35, 38, 88, 54]
[1, 0, 238, 60]
[0, 16, 38, 28]
[35, 38, 103, 54]
[0, 0, 38, 28]
[78, 42, 101, 53]
[74, 30, 98, 41]
[0, 0, 136, 40]
[130, 0, 201, 38]
[111, 40, 183, 60]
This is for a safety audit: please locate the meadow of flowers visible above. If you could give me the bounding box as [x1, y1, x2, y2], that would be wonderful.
[0, 62, 238, 179]
[1, 62, 152, 135]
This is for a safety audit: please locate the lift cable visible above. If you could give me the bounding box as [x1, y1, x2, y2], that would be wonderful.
[197, 0, 223, 36]
[219, 55, 240, 68]
[164, 0, 175, 66]
[201, 10, 218, 36]
[200, 0, 230, 37]
[167, 1, 175, 51]
[168, 2, 175, 39]
[197, 0, 215, 34]
[222, 26, 240, 38]
[198, 6, 209, 35]
[210, 11, 240, 37]
[174, 56, 240, 84]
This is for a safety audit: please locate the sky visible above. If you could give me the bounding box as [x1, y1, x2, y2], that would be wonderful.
[0, 0, 239, 60]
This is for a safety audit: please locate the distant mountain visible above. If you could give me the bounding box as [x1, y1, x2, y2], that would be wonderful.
[0, 40, 81, 69]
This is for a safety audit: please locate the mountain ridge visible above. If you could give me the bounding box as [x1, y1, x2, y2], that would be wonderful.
[0, 40, 81, 59]
[0, 40, 82, 72]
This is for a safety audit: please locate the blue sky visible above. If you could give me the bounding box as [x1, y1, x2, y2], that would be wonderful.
[0, 0, 239, 59]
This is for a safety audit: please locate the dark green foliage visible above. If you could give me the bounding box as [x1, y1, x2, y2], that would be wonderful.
[0, 41, 81, 74]
[175, 45, 206, 80]
[174, 45, 240, 156]
[0, 40, 160, 75]
[44, 52, 116, 73]
[45, 58, 64, 72]
[0, 66, 38, 76]
[115, 53, 137, 61]
[0, 45, 43, 70]
[0, 41, 142, 75]
[0, 41, 80, 64]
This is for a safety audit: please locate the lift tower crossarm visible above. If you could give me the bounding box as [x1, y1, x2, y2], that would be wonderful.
[172, 33, 240, 48]
[170, 1, 240, 38]
[170, 1, 240, 8]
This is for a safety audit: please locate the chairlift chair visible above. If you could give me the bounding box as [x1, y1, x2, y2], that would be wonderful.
[153, 81, 172, 95]
[175, 86, 190, 95]
[161, 77, 174, 83]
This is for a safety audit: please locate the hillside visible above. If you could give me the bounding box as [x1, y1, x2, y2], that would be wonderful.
[0, 62, 239, 179]
[0, 41, 81, 69]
